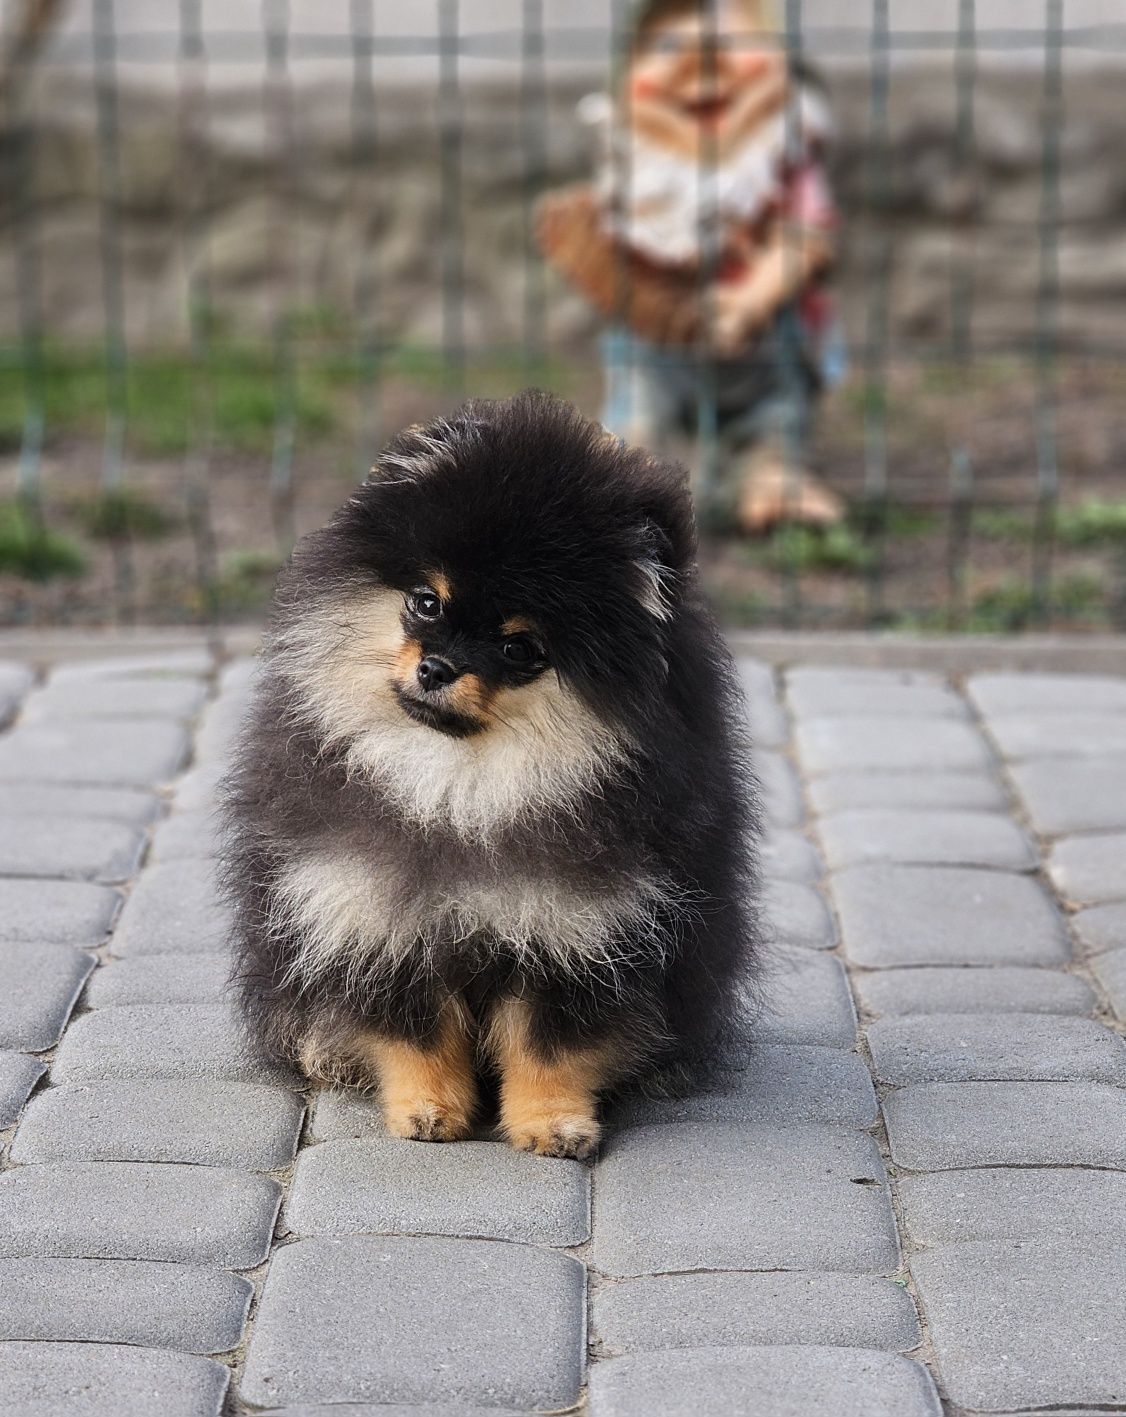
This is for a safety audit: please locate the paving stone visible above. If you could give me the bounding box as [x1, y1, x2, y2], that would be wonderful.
[240, 1235, 584, 1410]
[0, 719, 190, 787]
[309, 1089, 388, 1141]
[911, 1239, 1126, 1412]
[0, 660, 35, 725]
[795, 718, 992, 776]
[193, 701, 248, 764]
[592, 1123, 897, 1276]
[897, 1168, 1126, 1246]
[86, 952, 231, 1006]
[854, 966, 1096, 1018]
[52, 1002, 291, 1085]
[0, 1257, 251, 1353]
[587, 1346, 942, 1417]
[0, 878, 120, 945]
[0, 1053, 45, 1128]
[610, 1046, 877, 1128]
[48, 650, 214, 682]
[983, 1410, 1119, 1416]
[1010, 757, 1126, 835]
[255, 1407, 524, 1416]
[761, 829, 823, 884]
[0, 942, 94, 1050]
[149, 809, 221, 861]
[883, 1082, 1126, 1170]
[818, 809, 1036, 872]
[591, 1273, 919, 1355]
[285, 1136, 589, 1246]
[0, 815, 146, 882]
[1049, 832, 1126, 905]
[787, 667, 942, 689]
[27, 675, 209, 722]
[0, 1341, 228, 1417]
[220, 655, 260, 694]
[756, 950, 858, 1047]
[867, 1013, 1126, 1084]
[987, 712, 1126, 761]
[1092, 948, 1126, 1021]
[744, 693, 790, 749]
[763, 880, 837, 950]
[0, 782, 162, 826]
[109, 860, 232, 956]
[808, 770, 1008, 815]
[736, 658, 777, 701]
[1073, 901, 1126, 954]
[756, 751, 803, 828]
[787, 677, 966, 720]
[12, 1080, 303, 1168]
[832, 865, 1070, 968]
[968, 671, 1126, 717]
[174, 761, 228, 812]
[0, 1162, 280, 1267]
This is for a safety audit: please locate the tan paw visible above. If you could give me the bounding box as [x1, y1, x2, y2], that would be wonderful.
[504, 1111, 601, 1161]
[384, 1096, 473, 1143]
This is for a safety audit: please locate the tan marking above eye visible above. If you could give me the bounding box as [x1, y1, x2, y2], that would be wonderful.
[500, 615, 538, 637]
[427, 571, 452, 602]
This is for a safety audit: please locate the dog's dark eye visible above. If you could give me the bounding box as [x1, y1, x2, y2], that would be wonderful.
[409, 590, 442, 621]
[503, 635, 544, 666]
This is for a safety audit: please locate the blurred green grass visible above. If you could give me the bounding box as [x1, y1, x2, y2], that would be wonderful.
[0, 502, 86, 580]
[974, 500, 1126, 547]
[0, 342, 577, 457]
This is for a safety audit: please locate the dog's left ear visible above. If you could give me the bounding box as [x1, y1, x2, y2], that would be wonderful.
[632, 519, 678, 622]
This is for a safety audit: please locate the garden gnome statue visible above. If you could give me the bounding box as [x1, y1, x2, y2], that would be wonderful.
[539, 0, 845, 531]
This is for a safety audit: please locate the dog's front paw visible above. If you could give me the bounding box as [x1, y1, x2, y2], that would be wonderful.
[504, 1111, 601, 1161]
[384, 1096, 473, 1143]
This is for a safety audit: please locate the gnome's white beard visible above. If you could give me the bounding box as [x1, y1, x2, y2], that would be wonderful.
[594, 86, 830, 268]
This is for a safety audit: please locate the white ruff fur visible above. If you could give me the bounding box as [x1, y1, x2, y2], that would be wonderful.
[590, 84, 832, 266]
[270, 848, 686, 992]
[271, 586, 629, 841]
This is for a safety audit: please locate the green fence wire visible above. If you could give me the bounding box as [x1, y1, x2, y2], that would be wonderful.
[0, 1, 1121, 632]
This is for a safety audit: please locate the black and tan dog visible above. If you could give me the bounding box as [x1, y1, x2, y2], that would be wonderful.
[223, 391, 759, 1158]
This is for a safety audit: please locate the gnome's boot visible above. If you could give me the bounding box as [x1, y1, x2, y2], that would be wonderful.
[735, 444, 844, 533]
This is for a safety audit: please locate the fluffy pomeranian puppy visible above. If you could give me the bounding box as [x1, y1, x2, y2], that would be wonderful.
[224, 390, 759, 1158]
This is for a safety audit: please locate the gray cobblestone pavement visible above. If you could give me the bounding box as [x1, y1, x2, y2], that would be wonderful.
[0, 643, 1124, 1415]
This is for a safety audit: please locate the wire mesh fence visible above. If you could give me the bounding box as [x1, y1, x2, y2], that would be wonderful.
[1, 0, 1124, 631]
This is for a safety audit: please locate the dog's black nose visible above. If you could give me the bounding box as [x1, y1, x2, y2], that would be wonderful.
[416, 656, 459, 693]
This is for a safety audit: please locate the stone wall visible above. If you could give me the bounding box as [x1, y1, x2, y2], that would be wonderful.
[2, 59, 1124, 357]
